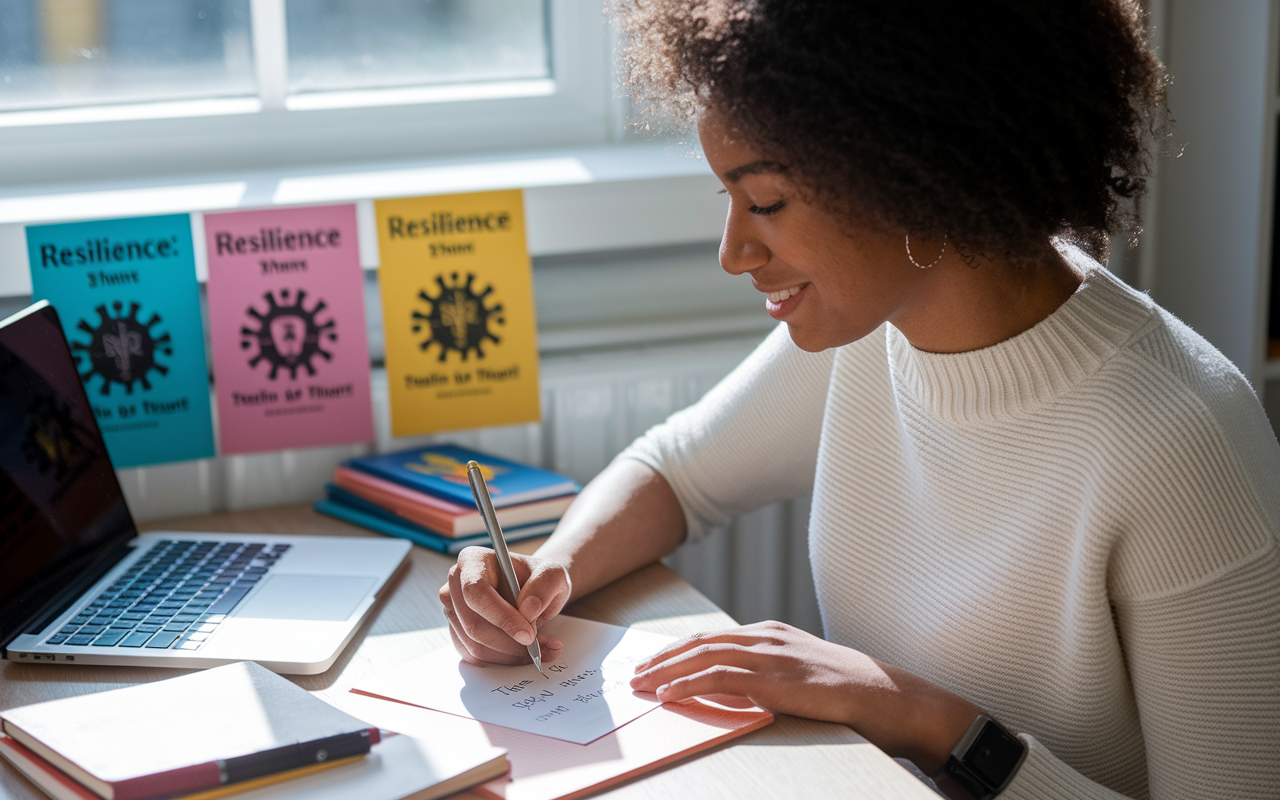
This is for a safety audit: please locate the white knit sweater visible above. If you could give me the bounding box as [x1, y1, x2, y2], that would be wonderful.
[620, 247, 1280, 799]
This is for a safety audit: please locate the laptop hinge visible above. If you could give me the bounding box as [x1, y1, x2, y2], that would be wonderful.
[1, 543, 134, 657]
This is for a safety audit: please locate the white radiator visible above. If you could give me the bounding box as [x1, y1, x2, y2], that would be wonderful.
[116, 332, 822, 633]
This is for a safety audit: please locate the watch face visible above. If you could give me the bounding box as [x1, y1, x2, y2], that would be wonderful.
[968, 722, 1023, 787]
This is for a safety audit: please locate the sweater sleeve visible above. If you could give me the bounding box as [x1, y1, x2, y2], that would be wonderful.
[1001, 542, 1280, 800]
[1115, 543, 1280, 799]
[617, 323, 836, 542]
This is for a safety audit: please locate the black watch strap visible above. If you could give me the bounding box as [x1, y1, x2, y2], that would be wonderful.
[940, 715, 1027, 799]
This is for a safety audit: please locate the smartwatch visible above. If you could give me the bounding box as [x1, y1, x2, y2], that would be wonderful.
[940, 714, 1027, 799]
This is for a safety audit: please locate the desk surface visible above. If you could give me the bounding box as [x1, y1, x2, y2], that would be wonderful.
[1, 504, 934, 800]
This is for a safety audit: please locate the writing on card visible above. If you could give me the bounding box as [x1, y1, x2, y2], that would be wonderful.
[354, 616, 673, 745]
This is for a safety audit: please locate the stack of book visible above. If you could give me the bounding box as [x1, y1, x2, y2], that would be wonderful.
[314, 444, 580, 555]
[0, 661, 508, 800]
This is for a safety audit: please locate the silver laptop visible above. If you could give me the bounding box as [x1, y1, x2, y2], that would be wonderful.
[0, 301, 411, 674]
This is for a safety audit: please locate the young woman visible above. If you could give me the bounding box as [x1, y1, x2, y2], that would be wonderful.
[440, 2, 1280, 797]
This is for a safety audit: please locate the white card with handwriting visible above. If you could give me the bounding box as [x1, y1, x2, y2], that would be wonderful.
[354, 615, 675, 744]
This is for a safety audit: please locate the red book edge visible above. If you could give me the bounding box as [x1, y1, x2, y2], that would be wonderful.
[334, 469, 576, 538]
[3, 722, 381, 800]
[3, 716, 221, 800]
[334, 467, 470, 534]
[113, 763, 222, 800]
[115, 728, 382, 800]
[0, 734, 98, 800]
[0, 733, 386, 800]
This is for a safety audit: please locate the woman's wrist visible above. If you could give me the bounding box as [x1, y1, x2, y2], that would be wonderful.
[915, 689, 984, 774]
[863, 660, 983, 774]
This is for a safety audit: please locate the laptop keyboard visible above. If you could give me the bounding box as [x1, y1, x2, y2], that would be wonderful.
[42, 540, 290, 652]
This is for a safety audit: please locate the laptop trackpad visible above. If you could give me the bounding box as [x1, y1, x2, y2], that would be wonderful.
[236, 575, 375, 622]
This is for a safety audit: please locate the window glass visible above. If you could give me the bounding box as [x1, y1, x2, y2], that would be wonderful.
[0, 0, 254, 112]
[285, 0, 550, 95]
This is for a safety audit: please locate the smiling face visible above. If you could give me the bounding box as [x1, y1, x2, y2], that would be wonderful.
[699, 110, 931, 353]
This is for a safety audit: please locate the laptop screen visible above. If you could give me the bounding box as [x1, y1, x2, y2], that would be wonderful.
[0, 301, 135, 644]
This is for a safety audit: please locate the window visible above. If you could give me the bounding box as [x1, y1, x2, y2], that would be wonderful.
[286, 0, 550, 96]
[0, 0, 612, 186]
[0, 0, 254, 112]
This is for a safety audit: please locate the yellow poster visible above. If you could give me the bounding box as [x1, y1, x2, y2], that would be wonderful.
[377, 190, 540, 436]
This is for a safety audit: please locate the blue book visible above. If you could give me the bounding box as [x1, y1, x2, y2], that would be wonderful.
[313, 495, 557, 555]
[345, 444, 579, 509]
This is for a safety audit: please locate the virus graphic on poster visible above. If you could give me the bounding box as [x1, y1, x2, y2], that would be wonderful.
[411, 272, 503, 362]
[240, 288, 337, 380]
[21, 392, 98, 485]
[73, 301, 172, 395]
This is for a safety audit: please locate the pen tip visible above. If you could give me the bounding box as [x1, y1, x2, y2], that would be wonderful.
[534, 657, 545, 678]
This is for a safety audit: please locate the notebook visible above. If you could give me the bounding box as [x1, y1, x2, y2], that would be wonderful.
[0, 662, 378, 800]
[0, 737, 362, 800]
[0, 301, 411, 674]
[0, 733, 508, 800]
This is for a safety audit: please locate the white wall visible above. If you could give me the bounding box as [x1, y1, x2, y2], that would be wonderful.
[1151, 0, 1277, 387]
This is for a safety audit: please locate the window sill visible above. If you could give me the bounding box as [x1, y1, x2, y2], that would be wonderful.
[285, 78, 557, 111]
[0, 78, 561, 128]
[0, 97, 264, 128]
[0, 139, 726, 297]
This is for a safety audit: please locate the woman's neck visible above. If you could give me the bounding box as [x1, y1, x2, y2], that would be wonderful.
[890, 239, 1084, 354]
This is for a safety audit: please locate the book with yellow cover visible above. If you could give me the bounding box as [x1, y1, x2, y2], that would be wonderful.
[376, 190, 540, 436]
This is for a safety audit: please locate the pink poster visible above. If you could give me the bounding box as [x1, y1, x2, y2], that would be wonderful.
[205, 204, 374, 454]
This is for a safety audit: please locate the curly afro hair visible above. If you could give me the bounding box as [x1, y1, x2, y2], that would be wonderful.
[614, 0, 1169, 263]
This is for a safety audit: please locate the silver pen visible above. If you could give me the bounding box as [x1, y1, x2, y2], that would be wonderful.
[466, 460, 545, 677]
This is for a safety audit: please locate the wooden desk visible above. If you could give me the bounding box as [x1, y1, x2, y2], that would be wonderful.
[1, 505, 934, 800]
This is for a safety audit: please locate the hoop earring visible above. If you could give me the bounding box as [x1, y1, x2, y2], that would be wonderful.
[905, 233, 946, 269]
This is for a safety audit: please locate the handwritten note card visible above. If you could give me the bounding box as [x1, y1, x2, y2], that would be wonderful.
[354, 616, 674, 745]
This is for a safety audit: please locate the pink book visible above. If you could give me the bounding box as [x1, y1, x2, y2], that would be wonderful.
[333, 467, 574, 537]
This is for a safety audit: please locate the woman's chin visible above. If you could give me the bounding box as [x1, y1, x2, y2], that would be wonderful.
[784, 319, 873, 353]
[784, 323, 835, 353]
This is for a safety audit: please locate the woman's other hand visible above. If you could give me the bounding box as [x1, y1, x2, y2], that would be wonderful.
[439, 547, 571, 666]
[630, 621, 981, 773]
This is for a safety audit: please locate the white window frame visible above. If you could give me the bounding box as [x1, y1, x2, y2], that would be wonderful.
[0, 0, 614, 186]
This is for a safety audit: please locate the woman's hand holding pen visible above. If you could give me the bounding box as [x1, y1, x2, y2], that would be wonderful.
[440, 548, 571, 666]
[439, 459, 687, 667]
[629, 621, 982, 775]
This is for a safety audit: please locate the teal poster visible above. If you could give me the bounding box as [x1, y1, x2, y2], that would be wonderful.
[26, 214, 215, 467]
